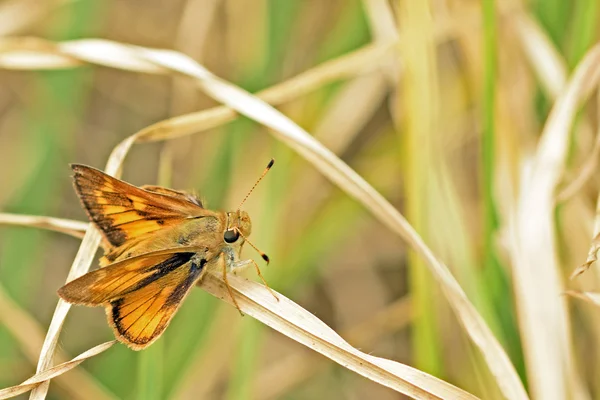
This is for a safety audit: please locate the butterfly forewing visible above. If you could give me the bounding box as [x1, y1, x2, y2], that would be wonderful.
[141, 185, 203, 207]
[71, 164, 206, 247]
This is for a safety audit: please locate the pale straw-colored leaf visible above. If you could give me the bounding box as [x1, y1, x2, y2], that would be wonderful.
[513, 9, 600, 208]
[0, 210, 467, 398]
[0, 38, 391, 399]
[514, 11, 597, 206]
[565, 291, 600, 308]
[201, 273, 475, 399]
[0, 213, 87, 238]
[0, 38, 501, 398]
[1, 273, 471, 399]
[253, 296, 412, 400]
[30, 135, 138, 399]
[366, 0, 527, 398]
[361, 0, 400, 84]
[136, 49, 513, 399]
[507, 42, 600, 400]
[513, 9, 600, 279]
[30, 230, 103, 399]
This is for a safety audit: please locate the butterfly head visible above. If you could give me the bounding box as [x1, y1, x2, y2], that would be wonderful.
[224, 210, 252, 244]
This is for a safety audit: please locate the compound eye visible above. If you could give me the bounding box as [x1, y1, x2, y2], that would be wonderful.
[224, 229, 240, 243]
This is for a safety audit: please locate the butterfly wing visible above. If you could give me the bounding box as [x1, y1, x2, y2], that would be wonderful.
[58, 251, 207, 349]
[141, 185, 203, 207]
[71, 164, 207, 248]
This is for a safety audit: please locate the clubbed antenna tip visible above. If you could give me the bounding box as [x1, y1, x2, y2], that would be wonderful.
[237, 159, 275, 211]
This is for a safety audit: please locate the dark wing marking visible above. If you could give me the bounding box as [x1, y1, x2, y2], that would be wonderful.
[58, 253, 195, 304]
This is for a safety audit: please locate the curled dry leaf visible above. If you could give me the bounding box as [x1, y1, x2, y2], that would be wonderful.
[0, 38, 506, 398]
[201, 273, 478, 399]
[0, 249, 472, 399]
[252, 296, 413, 400]
[571, 233, 600, 279]
[138, 44, 527, 399]
[0, 38, 394, 399]
[508, 39, 600, 400]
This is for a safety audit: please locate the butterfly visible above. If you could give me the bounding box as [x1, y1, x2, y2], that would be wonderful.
[58, 161, 275, 350]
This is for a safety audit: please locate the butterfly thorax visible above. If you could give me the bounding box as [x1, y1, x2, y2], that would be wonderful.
[101, 210, 251, 267]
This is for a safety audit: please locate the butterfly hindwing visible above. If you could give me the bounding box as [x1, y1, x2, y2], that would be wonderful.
[71, 164, 205, 247]
[109, 258, 205, 349]
[58, 252, 207, 349]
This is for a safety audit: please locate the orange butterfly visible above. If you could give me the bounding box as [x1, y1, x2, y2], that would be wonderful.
[58, 161, 274, 350]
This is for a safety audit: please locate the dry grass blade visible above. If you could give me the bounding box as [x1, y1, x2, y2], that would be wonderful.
[0, 38, 517, 397]
[361, 0, 400, 83]
[0, 285, 117, 400]
[139, 46, 526, 399]
[254, 296, 412, 400]
[0, 341, 115, 400]
[0, 209, 466, 398]
[30, 136, 138, 399]
[201, 273, 476, 399]
[131, 40, 394, 144]
[0, 212, 100, 398]
[0, 37, 392, 123]
[30, 230, 103, 399]
[565, 291, 600, 308]
[0, 37, 521, 398]
[12, 38, 391, 397]
[508, 43, 600, 400]
[0, 272, 471, 399]
[0, 213, 88, 238]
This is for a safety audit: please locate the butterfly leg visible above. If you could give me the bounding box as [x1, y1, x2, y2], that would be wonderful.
[220, 252, 244, 316]
[231, 259, 279, 302]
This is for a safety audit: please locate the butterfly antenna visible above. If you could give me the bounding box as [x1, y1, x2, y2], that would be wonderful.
[237, 159, 274, 211]
[235, 229, 270, 265]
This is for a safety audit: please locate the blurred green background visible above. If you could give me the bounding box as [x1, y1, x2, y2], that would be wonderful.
[0, 0, 599, 399]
